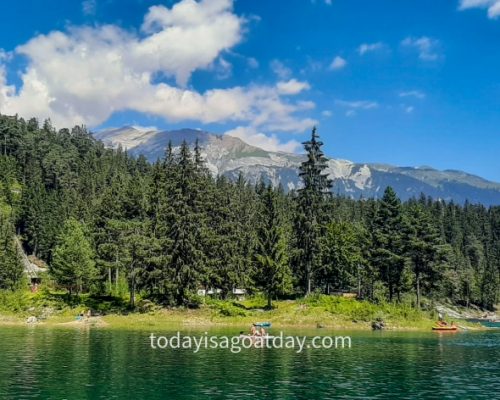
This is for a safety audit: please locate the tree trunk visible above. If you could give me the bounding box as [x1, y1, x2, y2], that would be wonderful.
[305, 262, 312, 296]
[130, 276, 136, 308]
[108, 268, 112, 293]
[416, 274, 421, 309]
[267, 293, 272, 309]
[357, 264, 361, 298]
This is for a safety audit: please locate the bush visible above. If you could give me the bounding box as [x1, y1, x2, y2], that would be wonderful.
[208, 300, 248, 317]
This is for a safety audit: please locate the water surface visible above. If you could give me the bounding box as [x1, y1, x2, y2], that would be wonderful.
[0, 327, 498, 399]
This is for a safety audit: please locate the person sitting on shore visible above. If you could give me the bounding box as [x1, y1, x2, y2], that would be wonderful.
[260, 327, 267, 337]
[250, 325, 258, 336]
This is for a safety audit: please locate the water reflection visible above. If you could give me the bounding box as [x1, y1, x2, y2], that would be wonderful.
[0, 328, 498, 399]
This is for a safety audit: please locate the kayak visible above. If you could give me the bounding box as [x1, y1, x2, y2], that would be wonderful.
[432, 326, 458, 331]
[254, 322, 272, 328]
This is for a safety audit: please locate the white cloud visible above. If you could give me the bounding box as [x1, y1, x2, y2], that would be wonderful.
[329, 56, 347, 70]
[459, 0, 500, 18]
[358, 42, 384, 55]
[322, 110, 332, 117]
[399, 90, 426, 99]
[0, 0, 316, 134]
[336, 99, 379, 110]
[270, 59, 292, 79]
[404, 106, 414, 114]
[401, 36, 441, 61]
[82, 0, 96, 16]
[0, 49, 11, 62]
[225, 126, 301, 153]
[276, 79, 310, 95]
[213, 57, 232, 79]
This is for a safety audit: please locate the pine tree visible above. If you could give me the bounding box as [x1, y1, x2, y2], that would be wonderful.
[0, 215, 23, 290]
[320, 221, 363, 294]
[51, 218, 96, 295]
[255, 184, 292, 308]
[371, 187, 406, 302]
[405, 203, 447, 308]
[294, 127, 332, 295]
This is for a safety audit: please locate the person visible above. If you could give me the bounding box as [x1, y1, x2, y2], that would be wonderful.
[250, 324, 257, 336]
[86, 309, 91, 320]
[260, 327, 266, 337]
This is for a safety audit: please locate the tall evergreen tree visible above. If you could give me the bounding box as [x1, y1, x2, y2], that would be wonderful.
[294, 127, 332, 295]
[0, 216, 23, 290]
[51, 218, 96, 295]
[255, 184, 292, 308]
[371, 187, 406, 302]
[405, 203, 447, 308]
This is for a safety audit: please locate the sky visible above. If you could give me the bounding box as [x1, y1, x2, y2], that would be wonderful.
[0, 0, 499, 181]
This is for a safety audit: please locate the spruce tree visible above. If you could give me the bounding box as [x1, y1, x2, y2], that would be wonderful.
[295, 127, 332, 295]
[255, 184, 292, 308]
[0, 216, 23, 290]
[405, 203, 446, 308]
[51, 218, 96, 295]
[371, 187, 405, 302]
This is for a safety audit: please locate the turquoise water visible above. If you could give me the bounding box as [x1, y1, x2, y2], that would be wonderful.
[0, 327, 498, 399]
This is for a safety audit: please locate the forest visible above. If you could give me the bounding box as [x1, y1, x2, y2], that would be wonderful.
[0, 113, 498, 310]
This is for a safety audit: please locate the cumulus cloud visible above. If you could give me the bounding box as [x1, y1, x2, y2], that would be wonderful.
[399, 90, 426, 99]
[225, 126, 301, 153]
[459, 0, 500, 18]
[329, 56, 347, 70]
[401, 36, 441, 61]
[0, 0, 316, 135]
[358, 42, 384, 55]
[276, 79, 310, 95]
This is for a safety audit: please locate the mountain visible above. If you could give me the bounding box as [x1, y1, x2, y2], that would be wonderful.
[94, 127, 500, 206]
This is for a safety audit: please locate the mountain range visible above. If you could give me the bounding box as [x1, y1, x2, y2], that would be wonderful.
[94, 127, 500, 206]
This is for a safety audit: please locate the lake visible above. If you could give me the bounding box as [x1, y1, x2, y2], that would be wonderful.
[0, 327, 498, 399]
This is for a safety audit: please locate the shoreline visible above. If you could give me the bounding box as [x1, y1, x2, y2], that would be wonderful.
[0, 311, 486, 332]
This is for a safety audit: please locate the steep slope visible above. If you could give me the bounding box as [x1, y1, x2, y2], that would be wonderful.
[94, 127, 500, 205]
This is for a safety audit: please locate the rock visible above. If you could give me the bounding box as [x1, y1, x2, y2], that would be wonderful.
[26, 316, 38, 324]
[371, 321, 385, 330]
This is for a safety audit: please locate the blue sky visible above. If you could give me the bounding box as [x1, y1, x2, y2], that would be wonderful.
[0, 0, 499, 181]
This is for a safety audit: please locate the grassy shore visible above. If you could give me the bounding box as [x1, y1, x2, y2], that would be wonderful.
[0, 289, 484, 331]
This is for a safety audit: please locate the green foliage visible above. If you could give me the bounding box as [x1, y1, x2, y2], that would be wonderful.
[320, 221, 364, 292]
[255, 184, 293, 307]
[0, 114, 497, 313]
[0, 215, 23, 290]
[208, 299, 248, 317]
[51, 218, 96, 294]
[294, 127, 332, 295]
[371, 187, 406, 302]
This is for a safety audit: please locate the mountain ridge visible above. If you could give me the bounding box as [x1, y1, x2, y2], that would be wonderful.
[94, 126, 500, 206]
